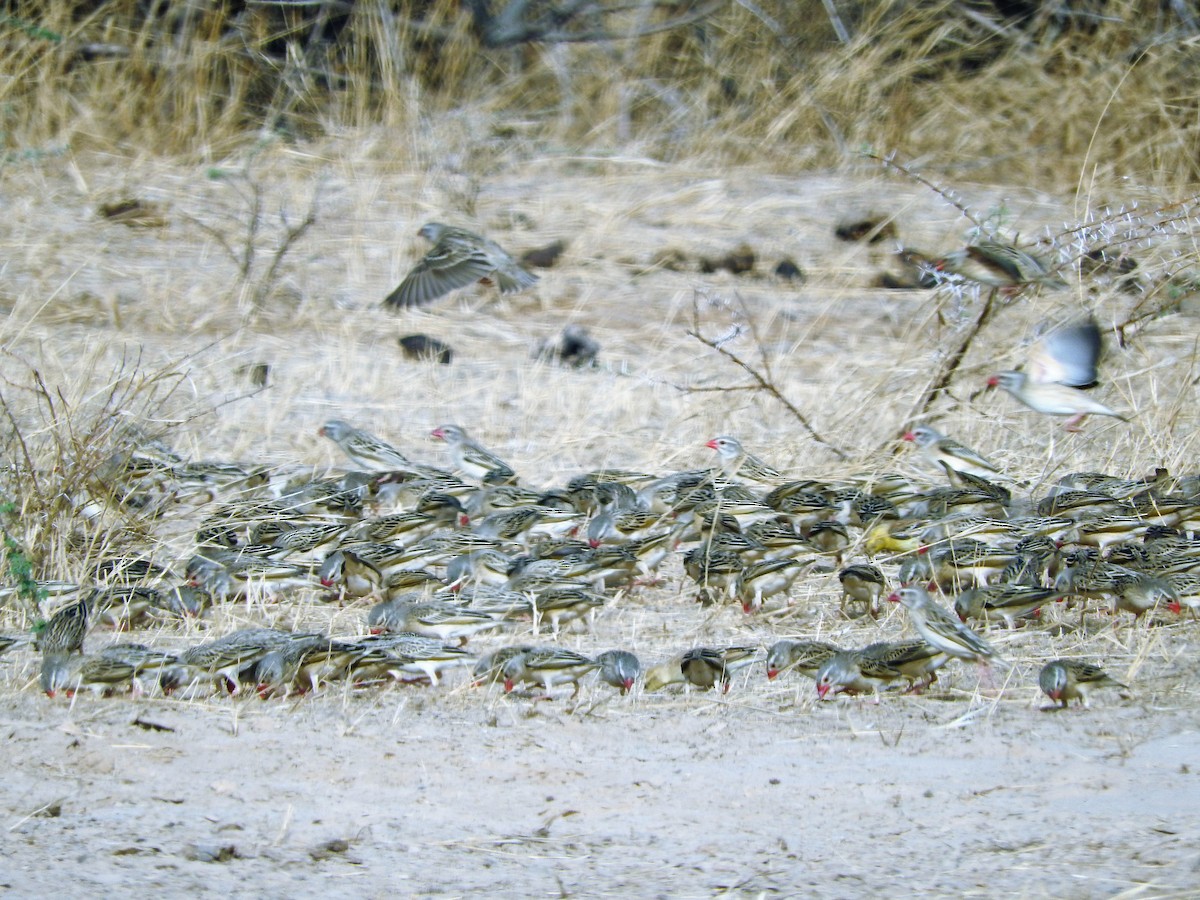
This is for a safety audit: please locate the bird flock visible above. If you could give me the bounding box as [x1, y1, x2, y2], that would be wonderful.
[2, 226, 1186, 713]
[7, 399, 1189, 713]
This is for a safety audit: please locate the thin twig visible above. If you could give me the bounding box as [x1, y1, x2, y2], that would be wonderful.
[250, 182, 322, 308]
[868, 151, 985, 229]
[686, 294, 849, 461]
[902, 290, 998, 428]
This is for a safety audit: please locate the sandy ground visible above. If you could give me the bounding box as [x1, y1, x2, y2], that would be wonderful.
[1, 140, 1200, 897]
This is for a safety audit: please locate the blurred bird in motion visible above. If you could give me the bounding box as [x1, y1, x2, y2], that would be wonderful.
[383, 222, 538, 309]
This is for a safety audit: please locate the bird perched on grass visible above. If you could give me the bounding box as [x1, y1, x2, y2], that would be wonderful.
[902, 424, 1006, 481]
[1038, 659, 1127, 709]
[383, 222, 538, 309]
[987, 317, 1126, 430]
[888, 585, 999, 665]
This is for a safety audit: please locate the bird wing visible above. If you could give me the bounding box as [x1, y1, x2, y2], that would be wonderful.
[1028, 318, 1102, 387]
[383, 238, 498, 308]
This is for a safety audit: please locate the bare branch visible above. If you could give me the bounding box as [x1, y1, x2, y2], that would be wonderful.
[685, 294, 849, 461]
[250, 181, 322, 308]
[901, 290, 998, 429]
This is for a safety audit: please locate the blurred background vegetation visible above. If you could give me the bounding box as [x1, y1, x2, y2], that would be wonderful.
[2, 1, 1199, 190]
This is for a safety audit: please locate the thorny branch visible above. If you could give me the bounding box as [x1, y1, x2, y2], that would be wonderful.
[902, 290, 998, 429]
[684, 293, 849, 461]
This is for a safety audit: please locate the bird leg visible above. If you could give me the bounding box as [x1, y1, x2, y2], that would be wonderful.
[1063, 414, 1087, 432]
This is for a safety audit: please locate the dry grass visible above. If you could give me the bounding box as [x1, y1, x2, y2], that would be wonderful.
[3, 2, 1200, 192]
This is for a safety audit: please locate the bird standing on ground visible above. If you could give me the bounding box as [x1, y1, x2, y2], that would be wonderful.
[319, 420, 418, 472]
[765, 639, 841, 681]
[987, 317, 1126, 430]
[383, 223, 538, 309]
[596, 650, 641, 694]
[888, 585, 999, 664]
[1038, 659, 1127, 709]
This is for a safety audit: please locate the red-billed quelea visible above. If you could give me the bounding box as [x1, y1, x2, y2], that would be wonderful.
[902, 424, 1006, 481]
[680, 646, 757, 693]
[815, 650, 906, 702]
[319, 419, 422, 473]
[431, 424, 516, 483]
[938, 239, 1066, 291]
[705, 435, 783, 483]
[383, 222, 538, 309]
[838, 564, 886, 618]
[888, 585, 1000, 664]
[953, 584, 1058, 629]
[734, 557, 806, 613]
[987, 317, 1126, 430]
[766, 639, 841, 680]
[501, 646, 598, 696]
[1039, 658, 1127, 709]
[859, 640, 949, 692]
[596, 649, 641, 694]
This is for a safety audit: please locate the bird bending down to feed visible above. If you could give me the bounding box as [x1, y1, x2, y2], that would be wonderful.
[987, 317, 1126, 430]
[383, 223, 538, 309]
[1038, 659, 1127, 709]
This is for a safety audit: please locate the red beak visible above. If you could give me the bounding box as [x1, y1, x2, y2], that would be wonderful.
[705, 439, 718, 450]
[887, 592, 901, 603]
[816, 683, 829, 699]
[767, 668, 779, 680]
[901, 432, 915, 442]
[986, 375, 1000, 387]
